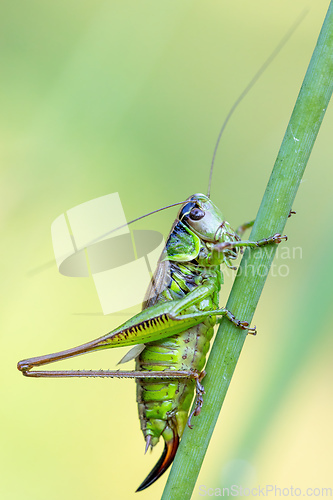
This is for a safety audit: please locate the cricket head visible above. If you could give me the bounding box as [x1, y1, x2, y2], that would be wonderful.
[178, 193, 236, 244]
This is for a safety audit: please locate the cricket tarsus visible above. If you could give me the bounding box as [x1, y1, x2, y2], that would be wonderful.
[187, 371, 206, 429]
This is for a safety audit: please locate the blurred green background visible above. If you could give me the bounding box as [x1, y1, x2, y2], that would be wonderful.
[1, 1, 332, 499]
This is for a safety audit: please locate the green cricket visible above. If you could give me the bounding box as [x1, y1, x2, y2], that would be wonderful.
[17, 22, 299, 492]
[17, 195, 286, 491]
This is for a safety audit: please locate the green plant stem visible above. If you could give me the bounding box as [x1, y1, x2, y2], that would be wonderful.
[161, 3, 333, 499]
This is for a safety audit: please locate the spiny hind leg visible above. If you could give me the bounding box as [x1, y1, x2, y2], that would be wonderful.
[168, 308, 256, 334]
[21, 368, 198, 379]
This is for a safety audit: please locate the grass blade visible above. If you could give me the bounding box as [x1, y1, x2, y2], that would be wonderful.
[161, 2, 333, 499]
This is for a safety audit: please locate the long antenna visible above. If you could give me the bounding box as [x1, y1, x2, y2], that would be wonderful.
[84, 200, 187, 249]
[28, 200, 187, 276]
[207, 10, 308, 198]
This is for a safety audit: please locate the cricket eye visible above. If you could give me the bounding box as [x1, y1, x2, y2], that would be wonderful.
[189, 207, 205, 221]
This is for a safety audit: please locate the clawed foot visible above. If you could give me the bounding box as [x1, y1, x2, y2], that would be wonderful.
[245, 324, 257, 335]
[271, 233, 288, 244]
[187, 371, 206, 429]
[236, 320, 257, 335]
[226, 311, 257, 335]
[256, 233, 288, 247]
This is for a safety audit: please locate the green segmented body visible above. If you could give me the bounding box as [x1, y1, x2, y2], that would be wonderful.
[136, 270, 219, 446]
[136, 260, 221, 448]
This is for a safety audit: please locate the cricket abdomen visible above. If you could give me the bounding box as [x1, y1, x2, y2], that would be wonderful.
[135, 313, 215, 490]
[136, 253, 221, 490]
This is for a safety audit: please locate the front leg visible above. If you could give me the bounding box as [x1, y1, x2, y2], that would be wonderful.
[213, 232, 287, 254]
